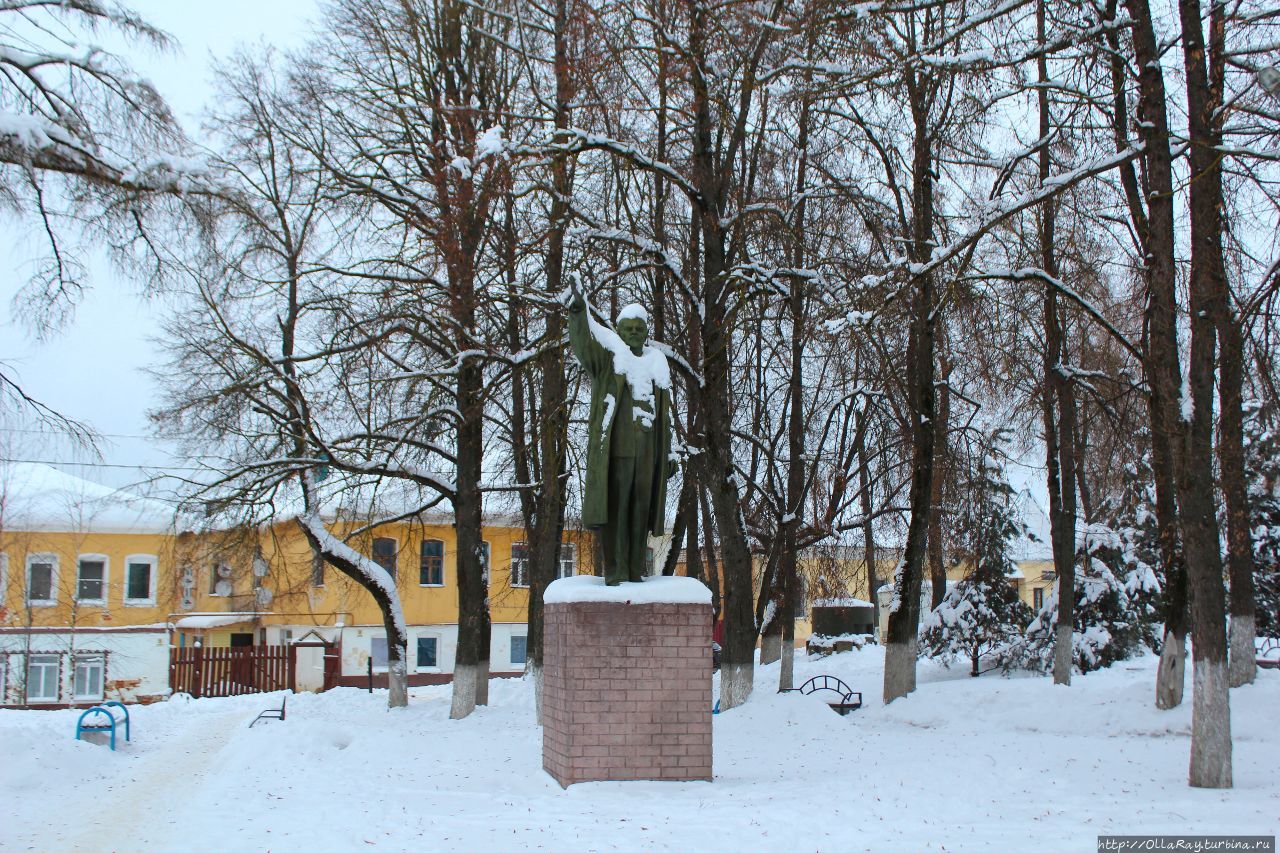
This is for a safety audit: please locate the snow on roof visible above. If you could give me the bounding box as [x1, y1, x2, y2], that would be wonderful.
[544, 575, 711, 605]
[0, 462, 174, 534]
[814, 597, 875, 608]
[174, 613, 265, 629]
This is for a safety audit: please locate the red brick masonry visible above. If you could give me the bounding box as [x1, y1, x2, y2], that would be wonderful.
[543, 600, 713, 786]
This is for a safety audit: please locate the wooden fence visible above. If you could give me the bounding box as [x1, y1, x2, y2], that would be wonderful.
[169, 646, 295, 698]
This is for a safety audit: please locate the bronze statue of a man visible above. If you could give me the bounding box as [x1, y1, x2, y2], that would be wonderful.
[566, 282, 676, 585]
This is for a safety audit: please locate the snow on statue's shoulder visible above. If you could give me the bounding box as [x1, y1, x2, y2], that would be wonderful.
[544, 575, 711, 605]
[585, 311, 672, 398]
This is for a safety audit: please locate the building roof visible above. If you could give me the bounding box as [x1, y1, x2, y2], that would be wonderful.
[173, 613, 266, 629]
[1, 462, 175, 534]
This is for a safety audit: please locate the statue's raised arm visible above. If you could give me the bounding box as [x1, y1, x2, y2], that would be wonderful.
[565, 279, 612, 380]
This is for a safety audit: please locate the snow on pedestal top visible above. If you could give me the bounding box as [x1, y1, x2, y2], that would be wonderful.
[544, 575, 711, 605]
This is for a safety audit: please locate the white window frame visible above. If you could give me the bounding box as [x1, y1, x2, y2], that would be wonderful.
[415, 632, 442, 671]
[72, 654, 105, 702]
[26, 653, 60, 703]
[75, 554, 109, 606]
[25, 554, 58, 607]
[510, 542, 529, 588]
[557, 542, 577, 580]
[123, 554, 158, 605]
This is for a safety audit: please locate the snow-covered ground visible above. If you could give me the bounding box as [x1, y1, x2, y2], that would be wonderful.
[1, 650, 1276, 852]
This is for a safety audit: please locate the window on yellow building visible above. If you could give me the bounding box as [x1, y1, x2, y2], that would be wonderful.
[556, 543, 576, 580]
[420, 539, 445, 586]
[372, 538, 398, 580]
[26, 555, 56, 606]
[124, 555, 157, 604]
[510, 542, 529, 588]
[210, 562, 232, 596]
[76, 557, 107, 603]
[311, 552, 325, 587]
[1033, 587, 1044, 610]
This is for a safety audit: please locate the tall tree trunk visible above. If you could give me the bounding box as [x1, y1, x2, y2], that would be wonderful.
[857, 409, 880, 627]
[451, 351, 486, 720]
[1038, 0, 1079, 687]
[528, 0, 574, 723]
[928, 355, 950, 611]
[1122, 0, 1190, 709]
[780, 83, 813, 693]
[1221, 310, 1255, 687]
[883, 88, 936, 705]
[1177, 0, 1232, 787]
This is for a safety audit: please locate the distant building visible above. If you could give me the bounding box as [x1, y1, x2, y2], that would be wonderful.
[0, 462, 618, 708]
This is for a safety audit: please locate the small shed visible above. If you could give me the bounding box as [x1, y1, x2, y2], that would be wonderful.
[810, 598, 877, 637]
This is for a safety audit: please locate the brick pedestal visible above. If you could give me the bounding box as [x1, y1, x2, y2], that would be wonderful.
[542, 599, 712, 786]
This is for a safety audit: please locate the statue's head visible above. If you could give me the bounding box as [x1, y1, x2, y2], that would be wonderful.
[616, 303, 649, 354]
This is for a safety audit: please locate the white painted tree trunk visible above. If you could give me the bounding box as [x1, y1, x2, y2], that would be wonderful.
[474, 657, 490, 706]
[1052, 623, 1073, 686]
[882, 637, 917, 704]
[778, 642, 794, 691]
[1188, 657, 1233, 788]
[387, 659, 409, 709]
[759, 630, 782, 666]
[719, 661, 753, 710]
[1228, 614, 1256, 688]
[449, 663, 477, 719]
[1156, 629, 1186, 709]
[531, 663, 544, 725]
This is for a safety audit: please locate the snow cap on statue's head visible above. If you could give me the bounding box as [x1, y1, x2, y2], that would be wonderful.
[617, 303, 649, 325]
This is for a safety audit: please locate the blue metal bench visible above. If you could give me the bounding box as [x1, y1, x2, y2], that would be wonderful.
[75, 701, 131, 751]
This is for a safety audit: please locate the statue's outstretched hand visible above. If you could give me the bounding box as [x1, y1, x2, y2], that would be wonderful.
[565, 273, 586, 313]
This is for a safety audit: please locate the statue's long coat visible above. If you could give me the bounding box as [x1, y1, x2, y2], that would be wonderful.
[567, 302, 672, 534]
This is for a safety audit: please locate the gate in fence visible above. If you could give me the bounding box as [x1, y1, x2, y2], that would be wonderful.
[169, 645, 296, 698]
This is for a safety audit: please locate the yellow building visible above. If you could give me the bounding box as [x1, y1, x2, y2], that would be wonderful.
[0, 462, 606, 706]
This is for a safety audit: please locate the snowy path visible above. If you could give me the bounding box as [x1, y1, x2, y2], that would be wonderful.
[62, 709, 248, 853]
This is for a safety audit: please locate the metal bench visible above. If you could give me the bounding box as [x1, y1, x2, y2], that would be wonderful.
[782, 675, 863, 715]
[1259, 637, 1280, 670]
[250, 695, 287, 727]
[75, 701, 131, 751]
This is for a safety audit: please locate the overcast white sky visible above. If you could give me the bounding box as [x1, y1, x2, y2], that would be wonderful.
[0, 0, 318, 482]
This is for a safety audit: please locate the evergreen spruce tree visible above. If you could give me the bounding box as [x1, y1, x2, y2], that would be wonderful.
[1245, 403, 1280, 641]
[920, 436, 1033, 676]
[1017, 526, 1145, 674]
[1092, 460, 1164, 653]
